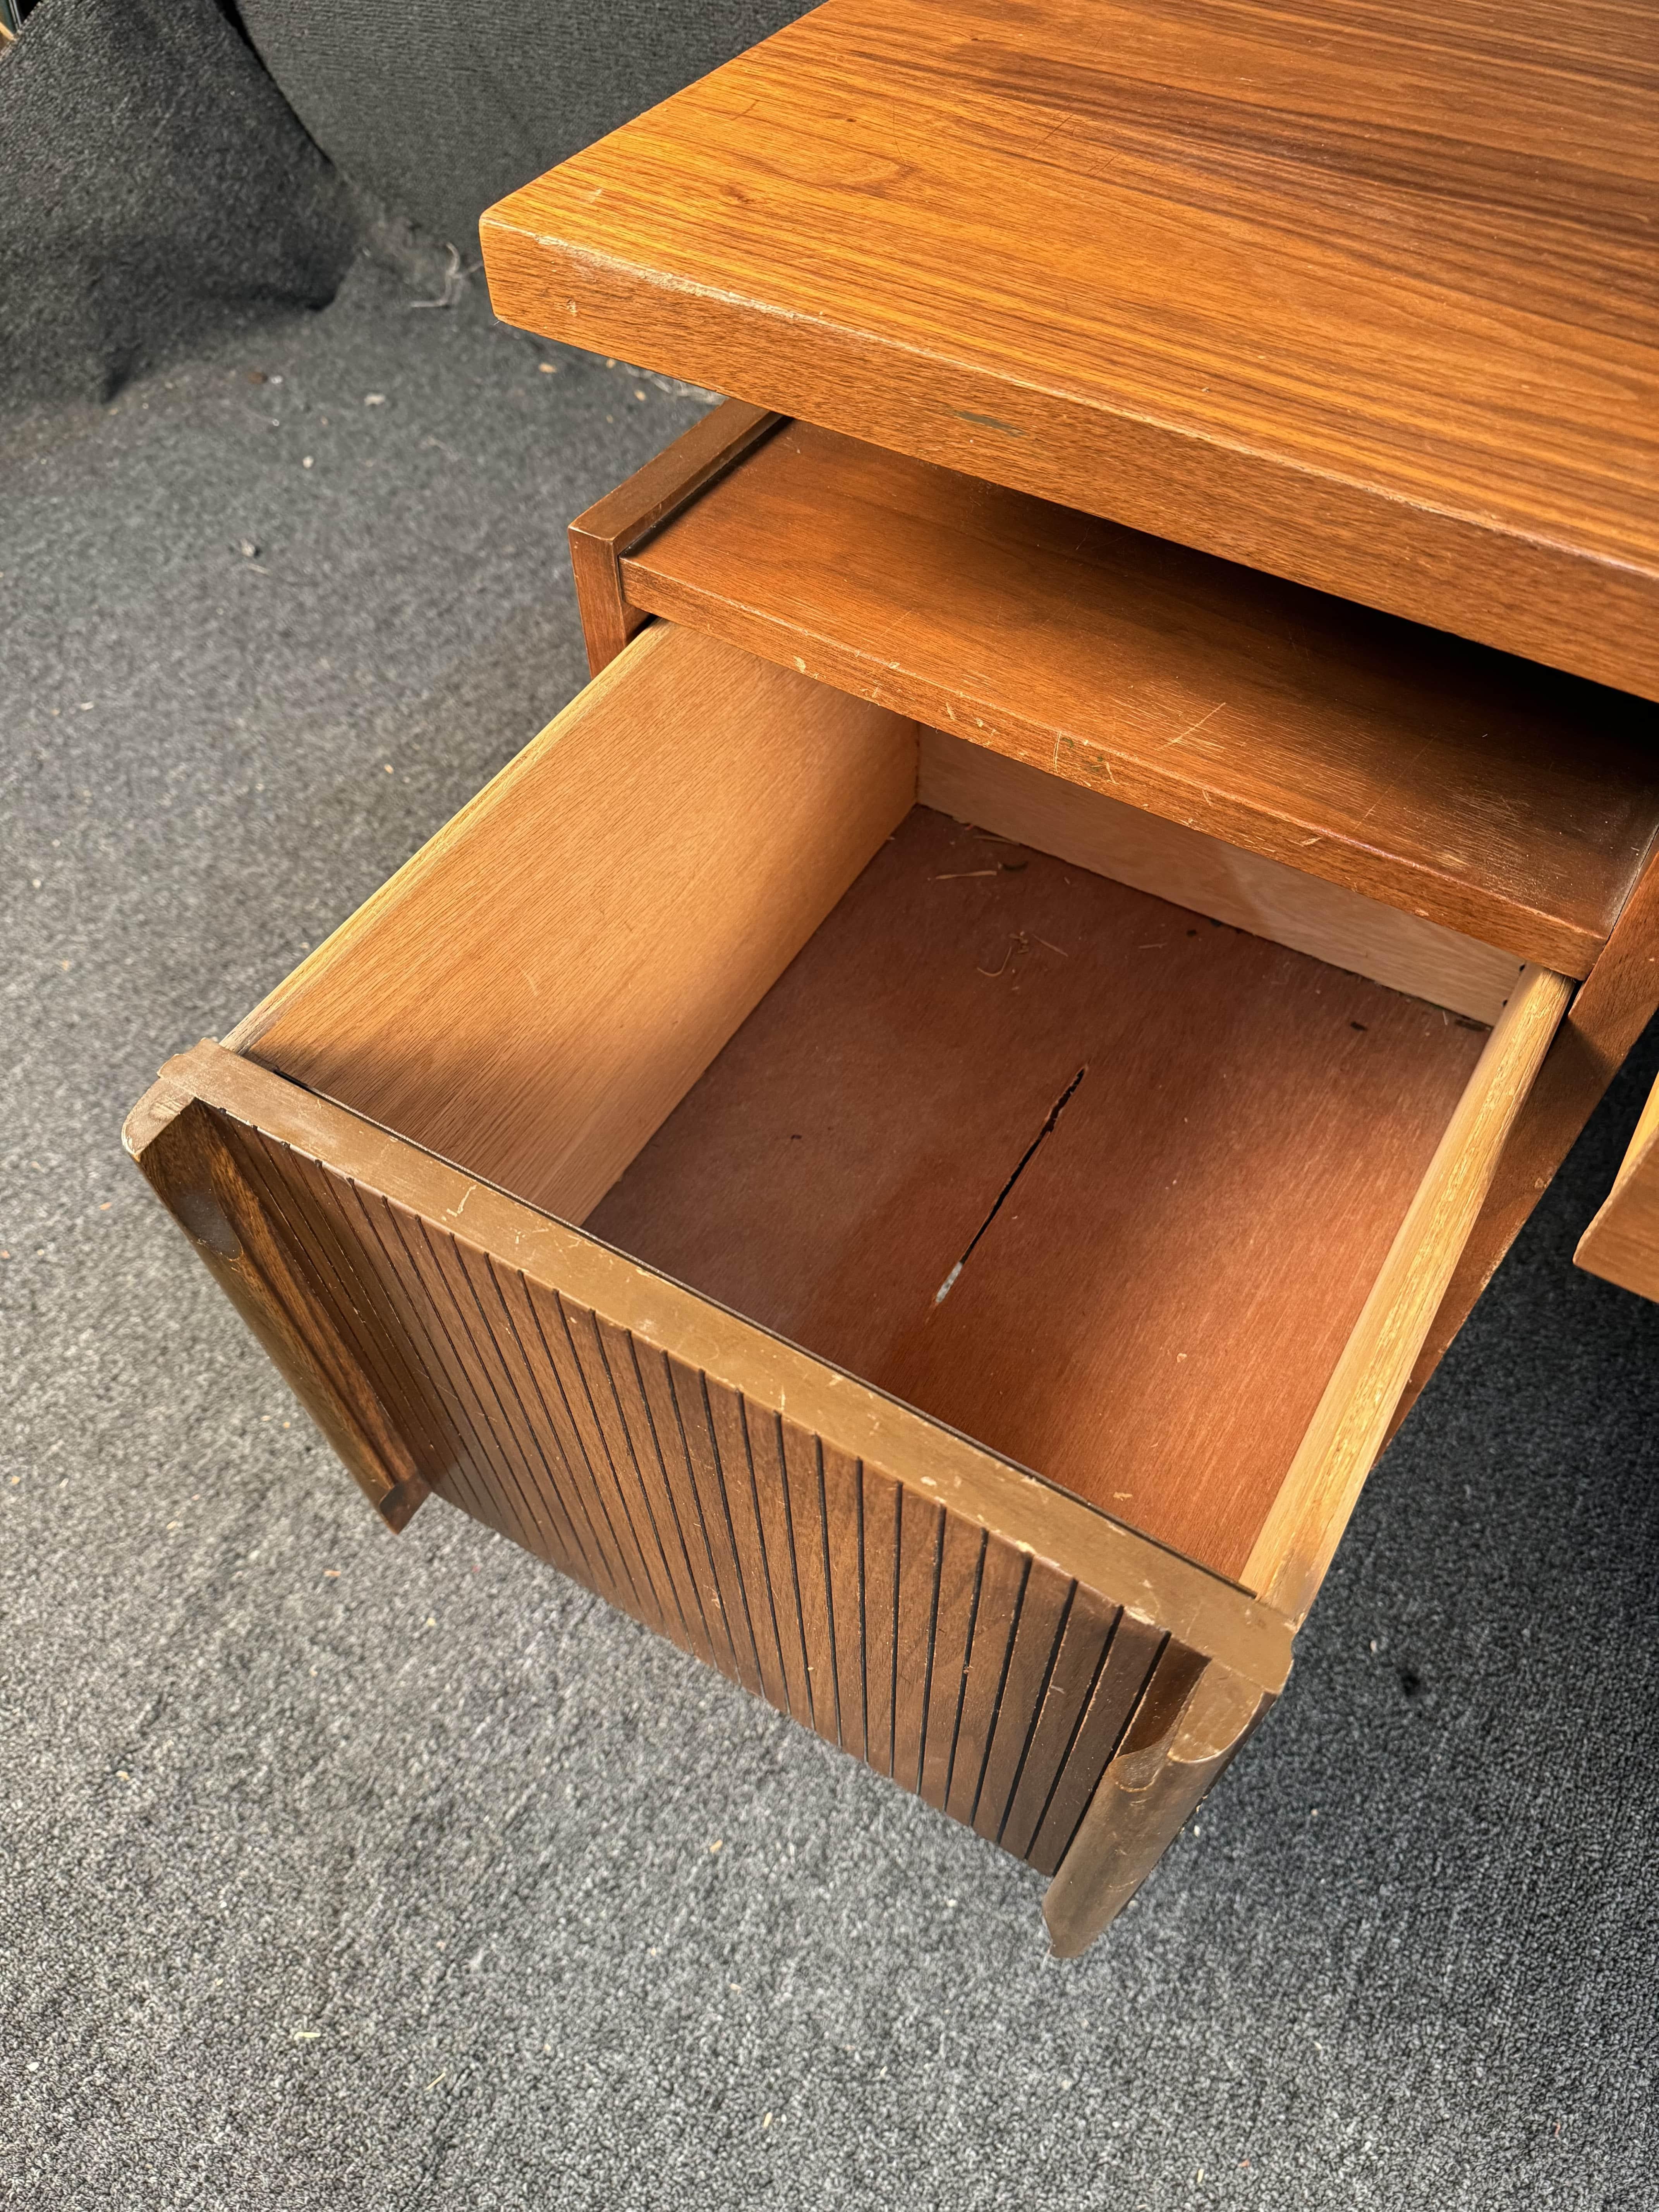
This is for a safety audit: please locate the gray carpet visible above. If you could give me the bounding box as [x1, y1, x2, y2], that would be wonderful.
[0, 0, 358, 407]
[3, 258, 1657, 2211]
[238, 0, 813, 254]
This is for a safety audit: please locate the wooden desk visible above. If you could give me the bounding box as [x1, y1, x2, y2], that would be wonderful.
[127, 0, 1659, 1954]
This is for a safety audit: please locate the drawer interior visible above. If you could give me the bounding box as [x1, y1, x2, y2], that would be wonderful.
[232, 621, 1561, 1597]
[585, 794, 1486, 1582]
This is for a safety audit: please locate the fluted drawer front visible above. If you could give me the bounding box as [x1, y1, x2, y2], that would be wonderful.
[127, 1042, 1284, 1885]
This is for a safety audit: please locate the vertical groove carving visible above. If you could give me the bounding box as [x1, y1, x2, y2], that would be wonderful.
[1000, 1585, 1116, 1860]
[505, 1266, 640, 1612]
[893, 1486, 944, 1794]
[862, 1466, 900, 1779]
[664, 1354, 768, 1699]
[680, 1361, 786, 1711]
[216, 1116, 1174, 1872]
[974, 1561, 1075, 1843]
[475, 1254, 611, 1598]
[1029, 1616, 1167, 1877]
[919, 1517, 985, 1812]
[231, 1130, 454, 1481]
[430, 1226, 589, 1580]
[822, 1442, 866, 1761]
[745, 1402, 814, 1726]
[781, 1418, 839, 1744]
[619, 1330, 741, 1685]
[949, 1540, 1029, 1830]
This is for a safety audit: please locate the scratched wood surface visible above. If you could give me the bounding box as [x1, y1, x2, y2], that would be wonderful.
[917, 728, 1521, 1024]
[588, 805, 1491, 1580]
[483, 0, 1659, 698]
[617, 418, 1659, 979]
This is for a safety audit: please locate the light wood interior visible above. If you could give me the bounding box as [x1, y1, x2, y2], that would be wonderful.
[1242, 960, 1569, 1620]
[228, 620, 1567, 1593]
[229, 624, 918, 1221]
[918, 732, 1521, 1022]
[1575, 1069, 1659, 1302]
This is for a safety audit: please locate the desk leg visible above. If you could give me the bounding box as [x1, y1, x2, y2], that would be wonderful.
[1043, 1648, 1273, 1956]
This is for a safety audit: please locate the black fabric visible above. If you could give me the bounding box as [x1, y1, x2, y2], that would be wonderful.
[238, 0, 814, 252]
[0, 0, 359, 408]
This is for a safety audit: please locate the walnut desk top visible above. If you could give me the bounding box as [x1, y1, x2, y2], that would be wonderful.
[482, 0, 1659, 702]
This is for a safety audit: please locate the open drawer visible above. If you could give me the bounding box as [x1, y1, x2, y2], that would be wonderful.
[126, 617, 1571, 1951]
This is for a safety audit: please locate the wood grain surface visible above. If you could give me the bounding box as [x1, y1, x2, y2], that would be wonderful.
[228, 624, 917, 1224]
[1575, 1069, 1659, 1300]
[917, 728, 1521, 1022]
[173, 1039, 1297, 1685]
[570, 400, 781, 674]
[622, 419, 1659, 979]
[1393, 849, 1659, 1430]
[1044, 1646, 1270, 1955]
[588, 805, 1491, 1581]
[123, 1079, 437, 1533]
[127, 1042, 1300, 1897]
[1243, 963, 1570, 1624]
[482, 0, 1659, 697]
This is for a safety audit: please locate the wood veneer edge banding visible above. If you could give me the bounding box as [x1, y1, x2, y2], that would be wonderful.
[1244, 962, 1573, 1623]
[570, 398, 784, 675]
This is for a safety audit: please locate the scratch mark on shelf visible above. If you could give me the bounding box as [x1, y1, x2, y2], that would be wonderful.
[1169, 702, 1226, 747]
